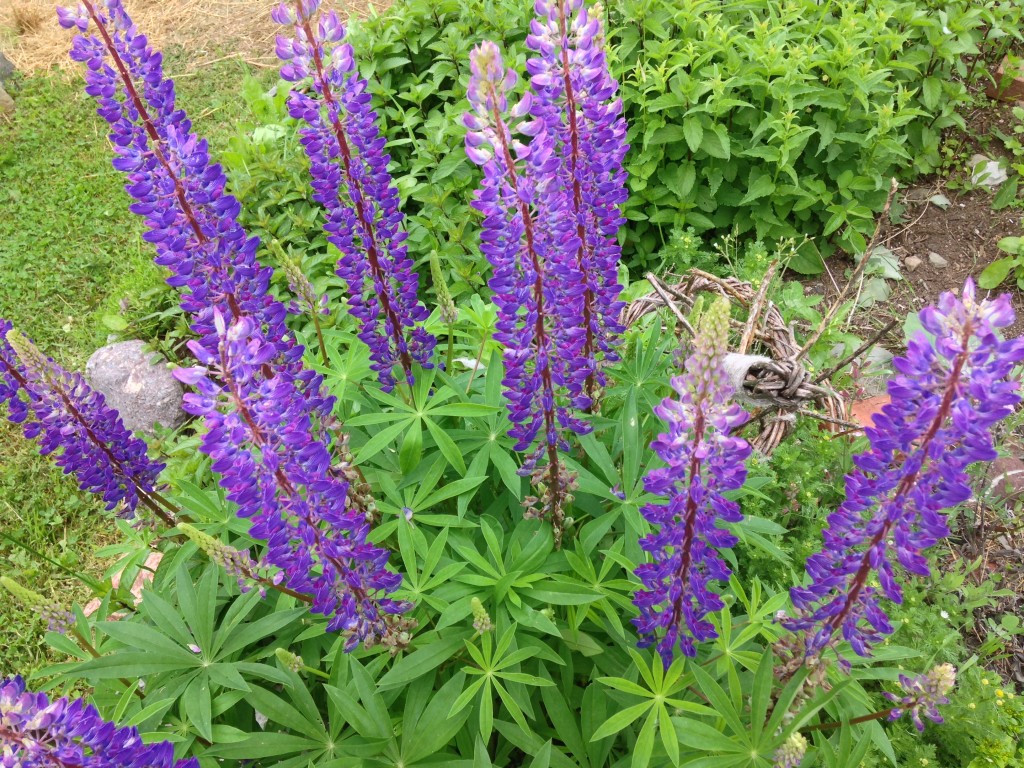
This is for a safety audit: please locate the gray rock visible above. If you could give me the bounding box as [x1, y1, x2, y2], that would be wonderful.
[905, 255, 922, 273]
[970, 154, 1008, 188]
[0, 52, 14, 85]
[0, 84, 13, 118]
[928, 251, 948, 269]
[86, 341, 184, 435]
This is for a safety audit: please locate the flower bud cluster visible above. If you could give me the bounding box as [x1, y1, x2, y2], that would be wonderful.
[632, 299, 751, 665]
[1, 675, 197, 767]
[0, 578, 74, 635]
[0, 323, 164, 516]
[272, 0, 435, 392]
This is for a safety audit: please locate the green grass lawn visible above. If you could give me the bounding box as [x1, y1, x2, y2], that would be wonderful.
[0, 52, 275, 677]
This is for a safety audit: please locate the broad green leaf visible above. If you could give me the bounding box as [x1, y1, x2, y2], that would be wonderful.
[979, 257, 1015, 290]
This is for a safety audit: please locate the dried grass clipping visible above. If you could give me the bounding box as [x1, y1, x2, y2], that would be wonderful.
[0, 0, 388, 75]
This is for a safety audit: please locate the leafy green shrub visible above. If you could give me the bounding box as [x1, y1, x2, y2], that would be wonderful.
[223, 0, 1022, 281]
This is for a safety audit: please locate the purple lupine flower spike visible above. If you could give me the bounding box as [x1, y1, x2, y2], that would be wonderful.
[464, 40, 586, 545]
[783, 281, 1024, 658]
[0, 676, 197, 768]
[632, 298, 751, 665]
[526, 0, 628, 409]
[59, 0, 331, 424]
[0, 323, 166, 520]
[174, 313, 413, 651]
[273, 0, 436, 392]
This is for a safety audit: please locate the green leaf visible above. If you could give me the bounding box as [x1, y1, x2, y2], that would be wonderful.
[631, 710, 658, 768]
[590, 700, 652, 741]
[354, 420, 408, 463]
[378, 634, 469, 690]
[672, 718, 743, 753]
[182, 675, 213, 741]
[598, 676, 652, 698]
[921, 76, 942, 110]
[992, 176, 1019, 210]
[425, 419, 467, 475]
[979, 257, 1015, 289]
[400, 421, 424, 474]
[420, 476, 487, 510]
[739, 169, 775, 206]
[432, 151, 467, 183]
[525, 580, 603, 605]
[699, 124, 730, 160]
[683, 118, 703, 154]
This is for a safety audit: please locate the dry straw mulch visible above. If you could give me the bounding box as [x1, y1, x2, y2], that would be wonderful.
[0, 0, 387, 75]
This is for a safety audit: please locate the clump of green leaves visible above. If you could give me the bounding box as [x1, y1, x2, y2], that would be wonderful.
[222, 0, 1022, 281]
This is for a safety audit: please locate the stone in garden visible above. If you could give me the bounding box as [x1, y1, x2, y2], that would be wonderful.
[928, 251, 948, 269]
[970, 154, 1008, 188]
[986, 457, 1024, 504]
[0, 52, 14, 85]
[85, 340, 184, 435]
[904, 255, 922, 273]
[0, 84, 13, 118]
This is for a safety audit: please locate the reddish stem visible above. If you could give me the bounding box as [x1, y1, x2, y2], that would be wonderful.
[484, 86, 565, 541]
[556, 0, 599, 404]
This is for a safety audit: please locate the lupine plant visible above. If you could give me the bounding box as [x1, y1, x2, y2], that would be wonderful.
[2, 1, 1023, 766]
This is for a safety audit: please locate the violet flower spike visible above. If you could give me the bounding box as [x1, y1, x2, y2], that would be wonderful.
[1, 676, 197, 768]
[631, 298, 751, 665]
[464, 40, 586, 545]
[783, 281, 1024, 658]
[174, 313, 413, 651]
[273, 0, 436, 392]
[526, 0, 628, 409]
[0, 322, 165, 519]
[58, 0, 333, 425]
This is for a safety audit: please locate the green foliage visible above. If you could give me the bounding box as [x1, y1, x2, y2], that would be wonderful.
[221, 0, 1021, 281]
